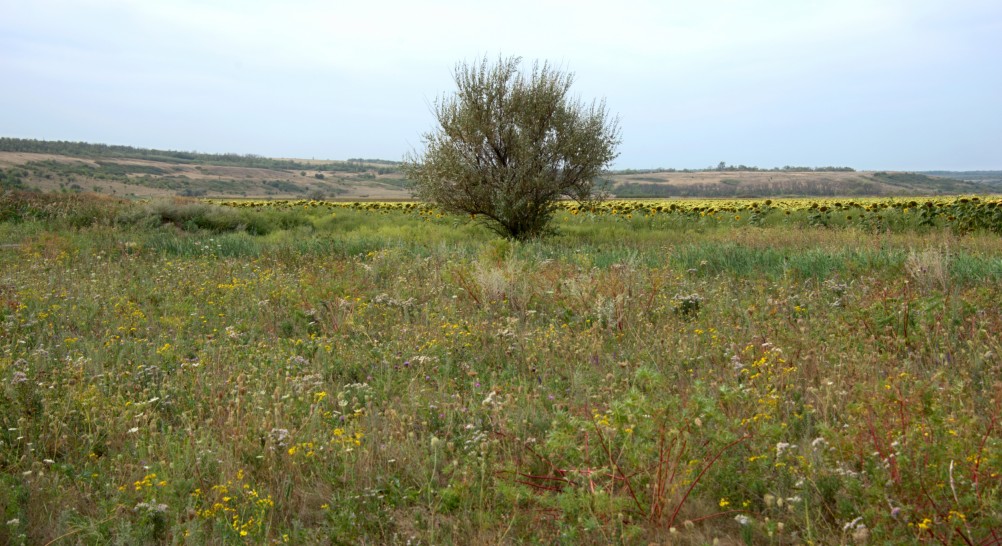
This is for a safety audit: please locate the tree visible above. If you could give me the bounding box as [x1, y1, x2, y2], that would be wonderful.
[403, 56, 620, 240]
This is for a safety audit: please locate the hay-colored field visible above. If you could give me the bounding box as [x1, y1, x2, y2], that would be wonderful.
[607, 169, 984, 197]
[0, 152, 413, 200]
[3, 148, 989, 201]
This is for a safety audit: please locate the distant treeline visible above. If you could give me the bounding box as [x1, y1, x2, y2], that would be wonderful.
[612, 171, 982, 198]
[613, 180, 881, 198]
[0, 137, 402, 174]
[922, 171, 1002, 183]
[613, 163, 855, 175]
[923, 171, 1002, 177]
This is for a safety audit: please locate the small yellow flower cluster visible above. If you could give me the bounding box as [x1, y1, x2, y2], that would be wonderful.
[332, 427, 364, 450]
[592, 411, 611, 428]
[216, 277, 251, 291]
[193, 470, 274, 538]
[737, 343, 797, 426]
[132, 472, 167, 492]
[287, 441, 316, 458]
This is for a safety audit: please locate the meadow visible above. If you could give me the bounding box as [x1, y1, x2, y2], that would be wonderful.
[1, 191, 1001, 544]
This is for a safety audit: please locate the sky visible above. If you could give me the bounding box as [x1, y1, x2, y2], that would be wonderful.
[1, 0, 1000, 171]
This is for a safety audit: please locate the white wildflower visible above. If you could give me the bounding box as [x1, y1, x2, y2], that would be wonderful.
[843, 517, 864, 531]
[776, 442, 795, 457]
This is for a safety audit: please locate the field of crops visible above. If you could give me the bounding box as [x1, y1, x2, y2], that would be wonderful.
[1, 191, 1001, 544]
[217, 196, 1002, 235]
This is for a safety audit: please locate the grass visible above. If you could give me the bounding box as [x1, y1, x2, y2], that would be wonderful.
[1, 191, 1001, 544]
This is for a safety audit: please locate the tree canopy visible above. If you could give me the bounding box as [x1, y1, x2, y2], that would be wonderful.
[404, 56, 620, 240]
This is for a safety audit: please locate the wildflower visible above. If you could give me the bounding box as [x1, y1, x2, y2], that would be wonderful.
[10, 371, 27, 385]
[730, 355, 744, 371]
[843, 517, 864, 531]
[719, 498, 730, 508]
[852, 525, 869, 544]
[134, 501, 168, 513]
[269, 428, 290, 449]
[776, 442, 795, 457]
[734, 514, 752, 526]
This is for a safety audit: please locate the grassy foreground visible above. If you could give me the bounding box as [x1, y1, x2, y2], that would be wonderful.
[1, 192, 1001, 544]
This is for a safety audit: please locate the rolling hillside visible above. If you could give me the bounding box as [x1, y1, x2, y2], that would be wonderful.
[604, 169, 995, 198]
[0, 138, 412, 200]
[1, 138, 997, 199]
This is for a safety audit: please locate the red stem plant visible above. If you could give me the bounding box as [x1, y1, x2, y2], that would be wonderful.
[499, 415, 751, 534]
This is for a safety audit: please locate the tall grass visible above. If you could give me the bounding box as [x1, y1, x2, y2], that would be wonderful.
[1, 193, 1001, 544]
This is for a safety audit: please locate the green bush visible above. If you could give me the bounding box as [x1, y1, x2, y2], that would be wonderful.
[142, 199, 309, 235]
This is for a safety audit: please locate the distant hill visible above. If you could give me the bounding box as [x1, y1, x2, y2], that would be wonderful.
[920, 171, 1002, 185]
[602, 169, 998, 198]
[1, 137, 998, 199]
[0, 138, 411, 199]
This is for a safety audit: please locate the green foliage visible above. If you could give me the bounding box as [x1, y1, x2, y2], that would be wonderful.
[0, 168, 27, 190]
[138, 199, 311, 235]
[25, 159, 164, 182]
[263, 179, 307, 194]
[404, 55, 621, 240]
[870, 171, 985, 194]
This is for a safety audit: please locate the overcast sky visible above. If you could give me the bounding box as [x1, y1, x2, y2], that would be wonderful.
[2, 0, 999, 170]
